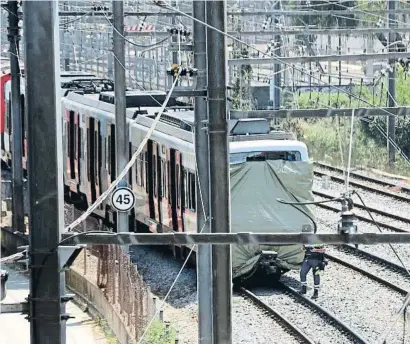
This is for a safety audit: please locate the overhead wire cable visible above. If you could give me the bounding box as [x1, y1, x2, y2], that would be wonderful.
[155, 2, 409, 120]
[101, 10, 172, 48]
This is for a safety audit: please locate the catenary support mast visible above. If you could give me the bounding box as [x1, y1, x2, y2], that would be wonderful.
[387, 0, 396, 167]
[113, 0, 129, 243]
[194, 1, 213, 343]
[23, 1, 66, 343]
[8, 0, 24, 234]
[206, 1, 232, 342]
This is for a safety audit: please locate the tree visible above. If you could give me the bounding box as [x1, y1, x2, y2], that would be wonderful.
[360, 66, 410, 157]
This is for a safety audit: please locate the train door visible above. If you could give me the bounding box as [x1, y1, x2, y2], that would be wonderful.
[169, 149, 183, 232]
[87, 117, 96, 203]
[95, 120, 102, 203]
[147, 140, 155, 224]
[67, 110, 81, 193]
[106, 123, 116, 185]
[156, 143, 163, 230]
[152, 141, 162, 228]
[68, 110, 76, 190]
[76, 113, 81, 186]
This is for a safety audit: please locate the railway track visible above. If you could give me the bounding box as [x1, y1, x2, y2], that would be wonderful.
[325, 251, 409, 296]
[239, 287, 316, 344]
[313, 191, 409, 233]
[245, 283, 370, 344]
[313, 162, 410, 203]
[338, 244, 410, 277]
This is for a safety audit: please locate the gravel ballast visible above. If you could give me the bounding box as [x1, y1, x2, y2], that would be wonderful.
[313, 175, 410, 219]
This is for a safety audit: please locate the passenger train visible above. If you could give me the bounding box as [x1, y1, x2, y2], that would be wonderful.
[1, 72, 315, 282]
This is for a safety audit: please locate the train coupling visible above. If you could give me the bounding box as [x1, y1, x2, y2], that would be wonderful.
[259, 250, 279, 275]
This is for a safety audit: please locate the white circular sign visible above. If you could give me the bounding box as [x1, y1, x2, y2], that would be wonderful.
[111, 187, 136, 212]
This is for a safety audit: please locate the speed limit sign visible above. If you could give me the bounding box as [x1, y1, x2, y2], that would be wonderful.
[111, 187, 136, 212]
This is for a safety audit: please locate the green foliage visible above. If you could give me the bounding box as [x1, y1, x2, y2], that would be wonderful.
[295, 0, 358, 28]
[95, 316, 117, 344]
[231, 47, 253, 110]
[141, 320, 176, 344]
[287, 118, 410, 177]
[289, 0, 358, 43]
[291, 66, 410, 173]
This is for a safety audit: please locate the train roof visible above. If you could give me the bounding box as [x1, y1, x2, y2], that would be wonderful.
[230, 140, 309, 161]
[63, 92, 302, 151]
[60, 71, 96, 78]
[98, 89, 186, 108]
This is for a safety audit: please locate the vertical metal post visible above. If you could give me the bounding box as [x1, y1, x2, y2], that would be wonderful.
[387, 0, 396, 167]
[8, 0, 24, 234]
[113, 1, 129, 245]
[171, 1, 178, 67]
[107, 32, 113, 78]
[206, 1, 232, 343]
[194, 1, 212, 343]
[273, 1, 281, 110]
[23, 1, 65, 343]
[63, 1, 69, 71]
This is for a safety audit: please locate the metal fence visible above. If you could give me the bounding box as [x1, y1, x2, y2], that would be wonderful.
[66, 205, 156, 342]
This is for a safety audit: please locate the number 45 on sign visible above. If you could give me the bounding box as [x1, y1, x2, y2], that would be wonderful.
[111, 187, 136, 212]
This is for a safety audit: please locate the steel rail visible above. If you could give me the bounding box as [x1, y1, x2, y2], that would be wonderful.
[314, 162, 410, 196]
[325, 252, 409, 296]
[314, 170, 410, 203]
[314, 201, 409, 233]
[339, 245, 409, 277]
[313, 190, 410, 225]
[240, 288, 315, 344]
[278, 282, 370, 344]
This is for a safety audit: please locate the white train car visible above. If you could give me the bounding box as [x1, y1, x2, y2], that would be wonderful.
[61, 92, 316, 282]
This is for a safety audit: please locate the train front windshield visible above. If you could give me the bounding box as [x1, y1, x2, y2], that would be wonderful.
[230, 151, 302, 165]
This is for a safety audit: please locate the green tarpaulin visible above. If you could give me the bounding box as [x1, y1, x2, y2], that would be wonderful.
[230, 160, 316, 279]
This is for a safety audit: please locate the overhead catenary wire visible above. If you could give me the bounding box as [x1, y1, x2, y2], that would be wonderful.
[155, 1, 409, 120]
[102, 11, 172, 48]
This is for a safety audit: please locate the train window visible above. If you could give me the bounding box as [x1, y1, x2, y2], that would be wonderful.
[107, 136, 111, 175]
[110, 124, 116, 182]
[145, 152, 149, 193]
[94, 131, 98, 185]
[138, 153, 143, 187]
[176, 164, 180, 208]
[167, 161, 171, 203]
[189, 172, 196, 211]
[78, 127, 82, 160]
[87, 128, 90, 181]
[153, 154, 157, 198]
[6, 97, 11, 131]
[160, 159, 165, 198]
[183, 169, 188, 209]
[66, 122, 70, 156]
[230, 151, 302, 164]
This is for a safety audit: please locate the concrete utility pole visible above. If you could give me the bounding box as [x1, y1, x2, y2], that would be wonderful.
[23, 1, 66, 343]
[273, 0, 281, 110]
[113, 1, 129, 244]
[206, 1, 232, 343]
[193, 1, 212, 343]
[387, 0, 396, 167]
[7, 0, 24, 234]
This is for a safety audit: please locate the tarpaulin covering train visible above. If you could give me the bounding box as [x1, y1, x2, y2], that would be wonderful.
[230, 159, 315, 279]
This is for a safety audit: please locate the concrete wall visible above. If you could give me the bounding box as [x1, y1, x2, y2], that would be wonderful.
[1, 228, 134, 344]
[66, 268, 135, 344]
